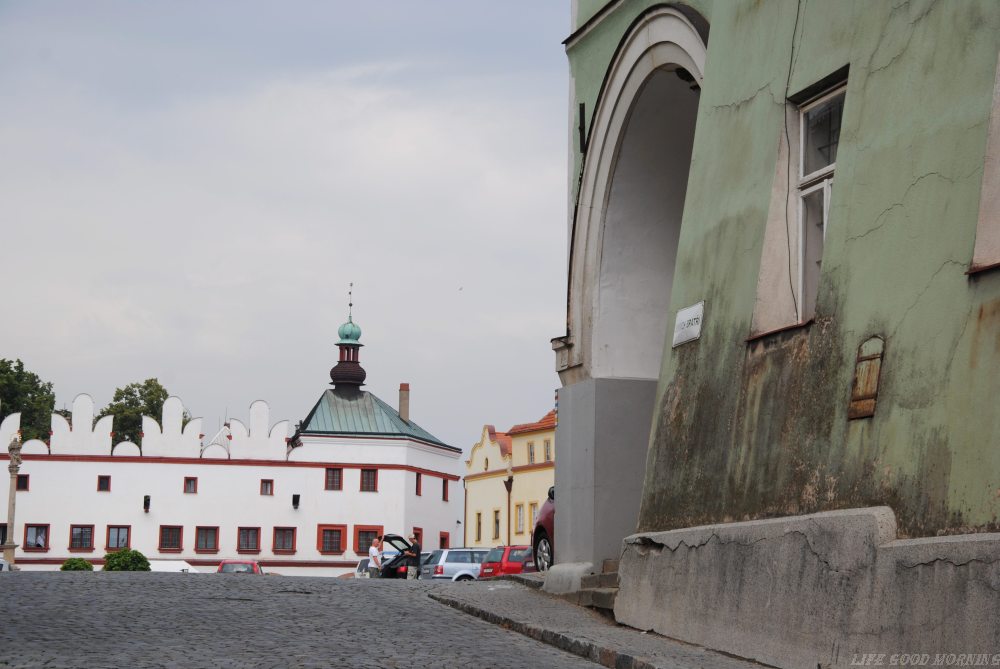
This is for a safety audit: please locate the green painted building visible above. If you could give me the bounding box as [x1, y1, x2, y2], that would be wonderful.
[552, 0, 1000, 573]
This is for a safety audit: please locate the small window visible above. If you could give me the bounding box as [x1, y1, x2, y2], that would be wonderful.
[106, 526, 130, 550]
[529, 503, 539, 529]
[16, 474, 28, 491]
[260, 479, 274, 496]
[493, 510, 501, 540]
[273, 527, 296, 553]
[317, 525, 346, 554]
[159, 526, 182, 551]
[325, 468, 342, 491]
[360, 469, 378, 492]
[69, 525, 94, 551]
[412, 527, 422, 547]
[25, 524, 48, 551]
[195, 527, 219, 553]
[528, 442, 535, 464]
[515, 504, 525, 534]
[475, 512, 482, 542]
[415, 472, 422, 496]
[442, 479, 449, 501]
[0, 523, 7, 546]
[238, 527, 261, 552]
[355, 527, 383, 554]
[544, 440, 552, 462]
[439, 532, 449, 549]
[183, 477, 198, 494]
[97, 475, 111, 492]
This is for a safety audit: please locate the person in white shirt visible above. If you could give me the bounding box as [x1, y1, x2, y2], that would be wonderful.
[368, 536, 382, 578]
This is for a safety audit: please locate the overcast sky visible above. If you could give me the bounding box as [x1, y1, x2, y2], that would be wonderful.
[0, 2, 570, 452]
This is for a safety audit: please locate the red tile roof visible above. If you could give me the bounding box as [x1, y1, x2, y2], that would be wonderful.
[507, 410, 557, 436]
[484, 425, 512, 457]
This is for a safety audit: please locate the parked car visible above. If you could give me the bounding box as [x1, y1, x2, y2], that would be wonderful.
[533, 485, 555, 571]
[479, 545, 535, 578]
[354, 558, 370, 578]
[217, 559, 264, 574]
[379, 534, 416, 579]
[420, 548, 490, 581]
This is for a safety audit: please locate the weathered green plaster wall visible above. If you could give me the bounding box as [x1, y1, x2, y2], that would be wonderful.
[567, 0, 1000, 538]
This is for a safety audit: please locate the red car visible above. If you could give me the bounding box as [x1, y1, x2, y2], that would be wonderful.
[532, 486, 554, 571]
[478, 545, 536, 578]
[217, 559, 264, 574]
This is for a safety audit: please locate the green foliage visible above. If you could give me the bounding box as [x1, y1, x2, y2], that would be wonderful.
[0, 359, 56, 441]
[98, 378, 173, 447]
[60, 557, 94, 571]
[102, 548, 151, 572]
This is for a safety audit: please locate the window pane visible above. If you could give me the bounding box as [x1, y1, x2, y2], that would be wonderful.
[239, 528, 259, 550]
[109, 527, 128, 548]
[322, 529, 341, 552]
[197, 528, 217, 550]
[802, 92, 844, 176]
[27, 526, 46, 547]
[358, 530, 378, 548]
[361, 470, 376, 492]
[71, 526, 92, 548]
[0, 523, 7, 545]
[801, 187, 826, 321]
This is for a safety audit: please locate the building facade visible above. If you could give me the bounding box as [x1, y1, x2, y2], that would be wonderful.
[0, 317, 462, 575]
[463, 411, 555, 549]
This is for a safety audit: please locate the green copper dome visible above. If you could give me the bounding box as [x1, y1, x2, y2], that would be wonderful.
[337, 319, 362, 344]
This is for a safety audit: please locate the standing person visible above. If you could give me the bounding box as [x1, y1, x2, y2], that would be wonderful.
[404, 534, 421, 579]
[368, 536, 381, 578]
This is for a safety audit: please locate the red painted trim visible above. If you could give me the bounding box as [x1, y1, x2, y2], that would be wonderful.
[105, 525, 131, 551]
[510, 462, 556, 475]
[1, 454, 461, 481]
[324, 467, 343, 491]
[273, 526, 296, 554]
[68, 524, 96, 552]
[183, 477, 198, 494]
[316, 524, 348, 554]
[412, 526, 423, 547]
[415, 472, 422, 496]
[16, 474, 29, 491]
[260, 479, 274, 496]
[97, 475, 111, 492]
[15, 557, 360, 568]
[158, 525, 183, 552]
[195, 526, 220, 553]
[353, 525, 384, 555]
[237, 526, 261, 553]
[360, 468, 378, 493]
[23, 523, 49, 551]
[439, 532, 450, 549]
[442, 479, 449, 501]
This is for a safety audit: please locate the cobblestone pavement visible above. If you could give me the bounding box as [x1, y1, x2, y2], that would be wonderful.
[0, 573, 600, 669]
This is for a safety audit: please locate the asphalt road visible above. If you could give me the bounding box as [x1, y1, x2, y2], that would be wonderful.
[0, 572, 600, 669]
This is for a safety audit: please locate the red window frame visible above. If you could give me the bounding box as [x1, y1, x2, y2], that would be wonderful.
[325, 467, 343, 491]
[439, 532, 450, 549]
[273, 527, 297, 554]
[316, 524, 348, 554]
[442, 478, 449, 501]
[106, 525, 131, 551]
[360, 468, 378, 492]
[195, 526, 220, 553]
[97, 475, 111, 492]
[24, 523, 49, 552]
[415, 472, 422, 496]
[158, 525, 183, 552]
[183, 477, 198, 494]
[353, 524, 384, 555]
[412, 527, 423, 547]
[237, 526, 261, 554]
[68, 524, 96, 552]
[260, 479, 274, 496]
[16, 474, 29, 491]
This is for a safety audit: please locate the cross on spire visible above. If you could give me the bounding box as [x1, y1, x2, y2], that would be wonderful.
[348, 282, 353, 322]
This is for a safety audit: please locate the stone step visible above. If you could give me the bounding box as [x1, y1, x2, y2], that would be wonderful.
[602, 558, 619, 574]
[580, 571, 619, 590]
[589, 587, 618, 611]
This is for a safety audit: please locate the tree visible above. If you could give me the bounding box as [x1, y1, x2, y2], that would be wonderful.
[98, 378, 171, 446]
[0, 359, 56, 441]
[103, 548, 150, 571]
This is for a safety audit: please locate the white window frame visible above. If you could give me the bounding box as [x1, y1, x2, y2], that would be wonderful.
[795, 85, 844, 322]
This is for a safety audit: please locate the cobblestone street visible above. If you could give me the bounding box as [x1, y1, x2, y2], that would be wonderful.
[0, 573, 600, 669]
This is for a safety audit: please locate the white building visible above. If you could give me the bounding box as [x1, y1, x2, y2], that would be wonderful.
[0, 316, 463, 576]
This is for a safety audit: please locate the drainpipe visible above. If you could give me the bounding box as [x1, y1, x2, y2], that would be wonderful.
[463, 478, 468, 548]
[503, 476, 513, 545]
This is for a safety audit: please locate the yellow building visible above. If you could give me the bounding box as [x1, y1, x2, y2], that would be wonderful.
[463, 411, 555, 548]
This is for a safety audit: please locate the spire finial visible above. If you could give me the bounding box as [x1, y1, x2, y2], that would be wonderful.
[348, 282, 353, 322]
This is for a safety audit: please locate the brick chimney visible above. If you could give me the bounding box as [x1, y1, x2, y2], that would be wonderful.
[399, 383, 410, 422]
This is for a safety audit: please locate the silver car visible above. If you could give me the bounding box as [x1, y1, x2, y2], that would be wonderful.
[420, 548, 489, 581]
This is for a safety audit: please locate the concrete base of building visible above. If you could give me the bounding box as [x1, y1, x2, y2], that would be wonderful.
[615, 506, 1000, 669]
[541, 561, 595, 594]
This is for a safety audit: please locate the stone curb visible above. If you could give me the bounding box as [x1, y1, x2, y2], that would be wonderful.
[428, 591, 660, 669]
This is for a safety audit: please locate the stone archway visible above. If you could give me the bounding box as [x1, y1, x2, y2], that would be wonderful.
[552, 6, 707, 572]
